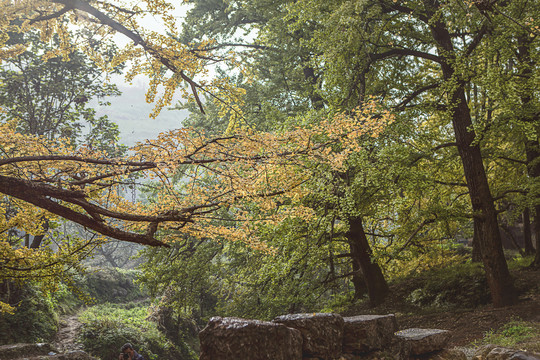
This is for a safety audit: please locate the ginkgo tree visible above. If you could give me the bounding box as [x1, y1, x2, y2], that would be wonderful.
[0, 2, 393, 306]
[0, 0, 250, 313]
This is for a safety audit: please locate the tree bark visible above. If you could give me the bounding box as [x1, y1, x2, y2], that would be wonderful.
[535, 228, 540, 268]
[472, 219, 483, 262]
[425, 0, 516, 306]
[523, 208, 535, 256]
[346, 216, 389, 306]
[302, 64, 325, 110]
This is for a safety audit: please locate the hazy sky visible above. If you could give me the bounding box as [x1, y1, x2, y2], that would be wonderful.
[94, 2, 192, 147]
[93, 75, 189, 147]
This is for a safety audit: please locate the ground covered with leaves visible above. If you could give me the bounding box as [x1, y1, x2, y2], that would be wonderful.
[343, 264, 540, 352]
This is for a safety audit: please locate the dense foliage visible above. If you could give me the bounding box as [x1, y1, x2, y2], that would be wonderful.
[0, 284, 58, 343]
[78, 302, 196, 360]
[0, 3, 539, 356]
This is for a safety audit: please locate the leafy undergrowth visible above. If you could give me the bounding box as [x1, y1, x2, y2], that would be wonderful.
[340, 255, 540, 353]
[0, 284, 59, 344]
[78, 302, 197, 360]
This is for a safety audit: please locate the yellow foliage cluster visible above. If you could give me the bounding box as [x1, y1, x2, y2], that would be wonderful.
[0, 100, 392, 247]
[0, 0, 241, 118]
[0, 103, 392, 312]
[0, 230, 103, 311]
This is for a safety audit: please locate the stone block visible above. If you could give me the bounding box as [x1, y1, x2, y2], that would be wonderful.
[420, 348, 468, 360]
[273, 313, 344, 360]
[395, 328, 450, 355]
[198, 316, 302, 360]
[342, 314, 398, 353]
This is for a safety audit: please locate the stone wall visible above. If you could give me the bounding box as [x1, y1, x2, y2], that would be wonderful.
[198, 314, 540, 360]
[198, 313, 451, 360]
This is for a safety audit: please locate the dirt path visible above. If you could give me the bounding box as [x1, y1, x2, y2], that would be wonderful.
[53, 314, 83, 353]
[397, 294, 540, 346]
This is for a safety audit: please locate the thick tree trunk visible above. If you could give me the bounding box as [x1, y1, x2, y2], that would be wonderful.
[535, 230, 540, 267]
[451, 97, 516, 306]
[426, 1, 516, 306]
[346, 216, 389, 306]
[302, 65, 324, 110]
[472, 219, 482, 262]
[523, 208, 535, 256]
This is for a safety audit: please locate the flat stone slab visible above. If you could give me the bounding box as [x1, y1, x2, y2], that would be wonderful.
[395, 328, 450, 355]
[273, 313, 344, 360]
[343, 314, 398, 353]
[0, 344, 97, 360]
[199, 317, 302, 360]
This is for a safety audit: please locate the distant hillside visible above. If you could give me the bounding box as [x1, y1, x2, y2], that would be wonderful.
[92, 80, 189, 146]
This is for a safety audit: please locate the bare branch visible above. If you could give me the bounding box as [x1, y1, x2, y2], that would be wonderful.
[368, 48, 442, 64]
[394, 83, 440, 111]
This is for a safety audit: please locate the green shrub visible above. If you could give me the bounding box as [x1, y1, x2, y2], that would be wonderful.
[0, 284, 58, 344]
[78, 303, 196, 360]
[507, 255, 535, 270]
[74, 268, 147, 304]
[405, 261, 491, 309]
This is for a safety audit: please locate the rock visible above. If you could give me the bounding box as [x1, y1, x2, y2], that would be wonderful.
[474, 345, 499, 359]
[342, 314, 398, 353]
[338, 350, 397, 359]
[473, 345, 540, 360]
[395, 328, 450, 356]
[198, 316, 302, 360]
[0, 343, 56, 359]
[273, 313, 344, 360]
[418, 348, 468, 360]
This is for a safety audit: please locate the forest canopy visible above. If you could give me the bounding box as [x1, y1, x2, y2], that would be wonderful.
[1, 0, 539, 315]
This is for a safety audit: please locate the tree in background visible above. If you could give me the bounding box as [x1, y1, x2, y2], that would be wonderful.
[282, 0, 540, 306]
[0, 0, 538, 316]
[0, 29, 124, 249]
[0, 27, 129, 316]
[0, 30, 122, 145]
[152, 0, 540, 311]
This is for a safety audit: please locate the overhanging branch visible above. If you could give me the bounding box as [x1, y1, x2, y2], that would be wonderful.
[0, 174, 169, 246]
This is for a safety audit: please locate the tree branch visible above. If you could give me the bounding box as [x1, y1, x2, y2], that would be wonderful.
[0, 175, 168, 246]
[394, 83, 440, 111]
[48, 0, 207, 113]
[29, 5, 74, 24]
[368, 48, 442, 65]
[464, 23, 489, 57]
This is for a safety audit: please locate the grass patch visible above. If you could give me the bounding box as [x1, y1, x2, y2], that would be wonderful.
[475, 318, 540, 352]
